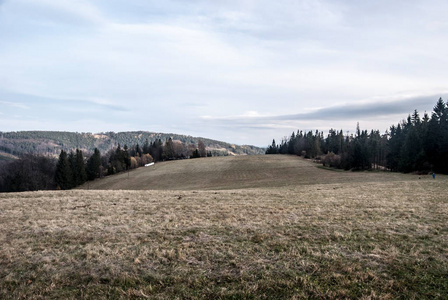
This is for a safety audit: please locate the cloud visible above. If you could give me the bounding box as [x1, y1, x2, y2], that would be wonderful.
[275, 94, 440, 121]
[0, 100, 30, 109]
[202, 94, 444, 125]
[14, 0, 104, 26]
[1, 1, 448, 147]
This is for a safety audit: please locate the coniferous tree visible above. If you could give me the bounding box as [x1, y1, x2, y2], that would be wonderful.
[426, 98, 448, 172]
[68, 150, 77, 185]
[0, 155, 56, 192]
[288, 132, 296, 154]
[150, 139, 163, 162]
[163, 138, 175, 160]
[75, 149, 87, 185]
[87, 148, 101, 180]
[399, 125, 424, 172]
[191, 148, 200, 158]
[112, 144, 125, 172]
[135, 144, 142, 157]
[123, 145, 131, 170]
[55, 150, 73, 190]
[143, 139, 150, 154]
[266, 139, 278, 154]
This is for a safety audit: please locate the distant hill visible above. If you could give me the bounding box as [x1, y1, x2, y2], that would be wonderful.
[79, 155, 415, 191]
[0, 131, 265, 159]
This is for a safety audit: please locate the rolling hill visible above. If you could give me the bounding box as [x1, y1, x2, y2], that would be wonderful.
[2, 155, 447, 299]
[79, 155, 421, 191]
[0, 131, 265, 159]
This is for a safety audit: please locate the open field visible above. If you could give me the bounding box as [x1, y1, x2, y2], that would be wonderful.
[1, 156, 447, 299]
[79, 155, 422, 190]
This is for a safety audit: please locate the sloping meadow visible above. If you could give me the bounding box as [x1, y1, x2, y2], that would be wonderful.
[1, 176, 447, 299]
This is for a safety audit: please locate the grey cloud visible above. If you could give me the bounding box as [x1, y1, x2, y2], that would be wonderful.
[275, 95, 441, 122]
[204, 94, 444, 126]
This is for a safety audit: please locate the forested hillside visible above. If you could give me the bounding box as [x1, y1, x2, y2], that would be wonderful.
[267, 97, 448, 174]
[0, 131, 264, 159]
[0, 132, 264, 192]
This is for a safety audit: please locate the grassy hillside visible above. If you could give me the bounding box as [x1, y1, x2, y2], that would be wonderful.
[80, 155, 419, 191]
[0, 131, 264, 157]
[1, 156, 447, 299]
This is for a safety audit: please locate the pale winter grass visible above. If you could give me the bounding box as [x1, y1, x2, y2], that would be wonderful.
[79, 155, 420, 191]
[1, 156, 447, 299]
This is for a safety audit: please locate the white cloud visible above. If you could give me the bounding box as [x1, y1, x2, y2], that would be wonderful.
[0, 100, 30, 109]
[0, 0, 447, 146]
[13, 0, 105, 26]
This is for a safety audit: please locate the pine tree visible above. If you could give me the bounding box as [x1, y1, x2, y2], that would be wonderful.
[68, 150, 77, 184]
[266, 139, 278, 154]
[135, 144, 142, 157]
[399, 126, 423, 172]
[143, 139, 150, 154]
[288, 132, 296, 154]
[75, 149, 87, 185]
[55, 150, 73, 190]
[163, 138, 175, 160]
[123, 145, 131, 170]
[191, 149, 200, 158]
[86, 148, 101, 180]
[113, 144, 124, 172]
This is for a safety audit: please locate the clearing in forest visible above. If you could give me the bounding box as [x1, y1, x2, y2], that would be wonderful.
[1, 155, 447, 299]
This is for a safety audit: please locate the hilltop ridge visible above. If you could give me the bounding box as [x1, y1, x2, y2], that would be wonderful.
[0, 131, 265, 159]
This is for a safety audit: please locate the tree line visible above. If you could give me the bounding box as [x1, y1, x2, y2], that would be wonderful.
[0, 130, 265, 158]
[266, 97, 448, 173]
[0, 138, 211, 192]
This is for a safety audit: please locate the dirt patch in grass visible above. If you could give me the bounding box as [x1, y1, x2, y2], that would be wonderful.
[1, 168, 447, 299]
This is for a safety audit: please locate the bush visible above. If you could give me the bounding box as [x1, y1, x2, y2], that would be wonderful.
[322, 152, 342, 169]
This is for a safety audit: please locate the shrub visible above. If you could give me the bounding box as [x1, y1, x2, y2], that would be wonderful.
[322, 152, 342, 169]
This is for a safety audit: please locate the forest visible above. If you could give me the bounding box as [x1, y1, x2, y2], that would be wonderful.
[0, 131, 263, 159]
[0, 138, 212, 192]
[266, 97, 448, 174]
[1, 97, 447, 192]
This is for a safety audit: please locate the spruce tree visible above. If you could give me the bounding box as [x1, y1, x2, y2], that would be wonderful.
[143, 139, 150, 154]
[163, 138, 175, 160]
[76, 149, 87, 185]
[87, 148, 101, 180]
[68, 150, 77, 184]
[55, 150, 73, 190]
[123, 145, 131, 170]
[191, 149, 200, 158]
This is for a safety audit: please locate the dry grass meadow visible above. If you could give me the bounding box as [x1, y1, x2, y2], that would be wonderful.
[1, 155, 447, 299]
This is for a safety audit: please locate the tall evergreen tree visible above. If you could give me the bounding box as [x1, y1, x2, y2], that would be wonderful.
[86, 148, 101, 180]
[123, 145, 131, 170]
[163, 138, 175, 160]
[68, 150, 77, 184]
[143, 139, 150, 154]
[55, 150, 73, 190]
[75, 149, 87, 185]
[266, 139, 278, 154]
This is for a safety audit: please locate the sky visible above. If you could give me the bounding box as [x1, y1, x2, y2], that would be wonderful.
[1, 0, 448, 146]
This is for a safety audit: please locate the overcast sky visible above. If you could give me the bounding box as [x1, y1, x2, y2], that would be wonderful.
[1, 0, 447, 146]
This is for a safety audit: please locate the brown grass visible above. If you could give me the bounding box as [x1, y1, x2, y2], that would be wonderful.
[1, 156, 447, 299]
[79, 155, 419, 190]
